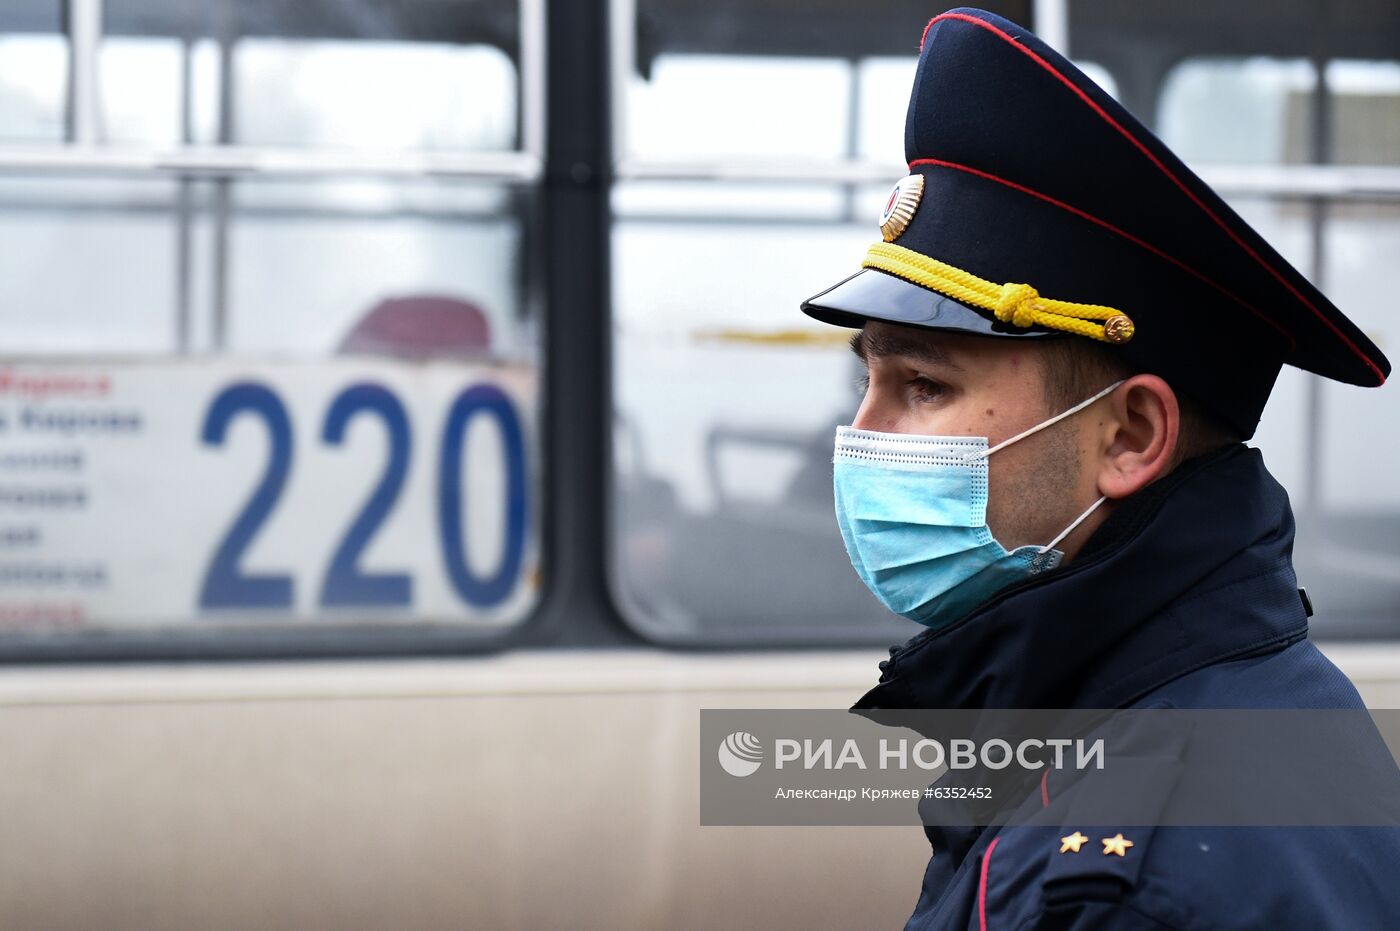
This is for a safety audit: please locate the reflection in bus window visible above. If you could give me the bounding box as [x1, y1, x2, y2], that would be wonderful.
[1157, 56, 1400, 167]
[0, 177, 180, 354]
[0, 34, 66, 143]
[92, 34, 518, 152]
[612, 192, 911, 641]
[628, 55, 851, 161]
[1160, 58, 1316, 165]
[1309, 192, 1400, 623]
[1323, 60, 1400, 166]
[233, 40, 517, 151]
[226, 179, 526, 359]
[0, 177, 529, 361]
[1320, 199, 1400, 509]
[98, 37, 221, 146]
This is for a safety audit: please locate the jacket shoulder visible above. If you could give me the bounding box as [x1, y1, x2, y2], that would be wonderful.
[982, 823, 1400, 931]
[1144, 639, 1365, 709]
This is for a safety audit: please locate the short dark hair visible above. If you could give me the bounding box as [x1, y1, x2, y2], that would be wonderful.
[1036, 338, 1243, 467]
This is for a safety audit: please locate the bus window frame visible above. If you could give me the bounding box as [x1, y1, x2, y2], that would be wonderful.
[4, 0, 1400, 659]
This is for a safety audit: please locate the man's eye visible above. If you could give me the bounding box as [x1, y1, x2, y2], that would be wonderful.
[855, 371, 871, 393]
[909, 376, 946, 402]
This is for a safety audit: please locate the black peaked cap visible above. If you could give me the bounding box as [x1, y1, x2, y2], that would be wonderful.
[801, 7, 1390, 439]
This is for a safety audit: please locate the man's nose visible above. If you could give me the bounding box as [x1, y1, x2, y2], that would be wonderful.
[851, 384, 906, 433]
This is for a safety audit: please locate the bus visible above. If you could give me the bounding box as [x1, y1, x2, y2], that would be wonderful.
[1, 0, 1398, 927]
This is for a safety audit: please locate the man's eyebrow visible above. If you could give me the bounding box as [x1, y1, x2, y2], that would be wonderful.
[848, 328, 964, 371]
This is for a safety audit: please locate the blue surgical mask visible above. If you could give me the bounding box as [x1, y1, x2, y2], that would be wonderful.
[833, 380, 1123, 628]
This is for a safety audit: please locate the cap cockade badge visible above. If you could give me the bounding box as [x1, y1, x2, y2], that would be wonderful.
[879, 174, 925, 242]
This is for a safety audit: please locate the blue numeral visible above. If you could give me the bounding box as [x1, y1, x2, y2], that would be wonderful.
[201, 380, 529, 615]
[439, 385, 528, 608]
[199, 383, 294, 609]
[319, 384, 412, 608]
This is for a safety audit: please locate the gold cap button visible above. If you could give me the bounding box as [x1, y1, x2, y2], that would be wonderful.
[1103, 314, 1135, 344]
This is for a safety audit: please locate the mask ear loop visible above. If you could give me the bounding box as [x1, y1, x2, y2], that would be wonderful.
[956, 378, 1124, 553]
[966, 379, 1125, 461]
[1039, 495, 1109, 554]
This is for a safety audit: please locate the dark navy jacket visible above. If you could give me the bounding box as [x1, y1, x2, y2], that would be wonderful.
[852, 444, 1400, 930]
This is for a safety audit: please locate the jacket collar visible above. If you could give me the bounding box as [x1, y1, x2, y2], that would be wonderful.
[851, 443, 1309, 711]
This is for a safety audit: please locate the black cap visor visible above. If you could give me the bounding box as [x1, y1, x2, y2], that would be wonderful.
[800, 268, 1065, 339]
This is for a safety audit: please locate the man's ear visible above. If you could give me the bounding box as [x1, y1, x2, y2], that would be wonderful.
[1096, 374, 1180, 499]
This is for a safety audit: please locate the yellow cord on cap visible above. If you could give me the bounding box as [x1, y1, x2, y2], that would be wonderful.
[861, 241, 1135, 343]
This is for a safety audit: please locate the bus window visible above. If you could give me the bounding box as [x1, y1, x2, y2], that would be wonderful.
[98, 37, 188, 146]
[1154, 46, 1400, 636]
[1318, 58, 1400, 537]
[611, 48, 916, 643]
[1160, 58, 1317, 165]
[0, 1, 542, 648]
[612, 192, 912, 642]
[1325, 59, 1400, 166]
[232, 40, 517, 152]
[219, 179, 524, 358]
[0, 176, 182, 354]
[854, 58, 916, 163]
[627, 54, 850, 161]
[0, 33, 66, 143]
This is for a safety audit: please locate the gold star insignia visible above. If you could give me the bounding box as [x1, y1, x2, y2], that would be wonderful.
[1102, 833, 1134, 857]
[1059, 831, 1088, 854]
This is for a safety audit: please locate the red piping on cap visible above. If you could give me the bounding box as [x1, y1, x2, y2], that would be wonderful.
[919, 11, 1385, 384]
[907, 157, 1296, 349]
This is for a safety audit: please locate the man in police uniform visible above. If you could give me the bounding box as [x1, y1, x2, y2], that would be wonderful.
[801, 8, 1400, 929]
